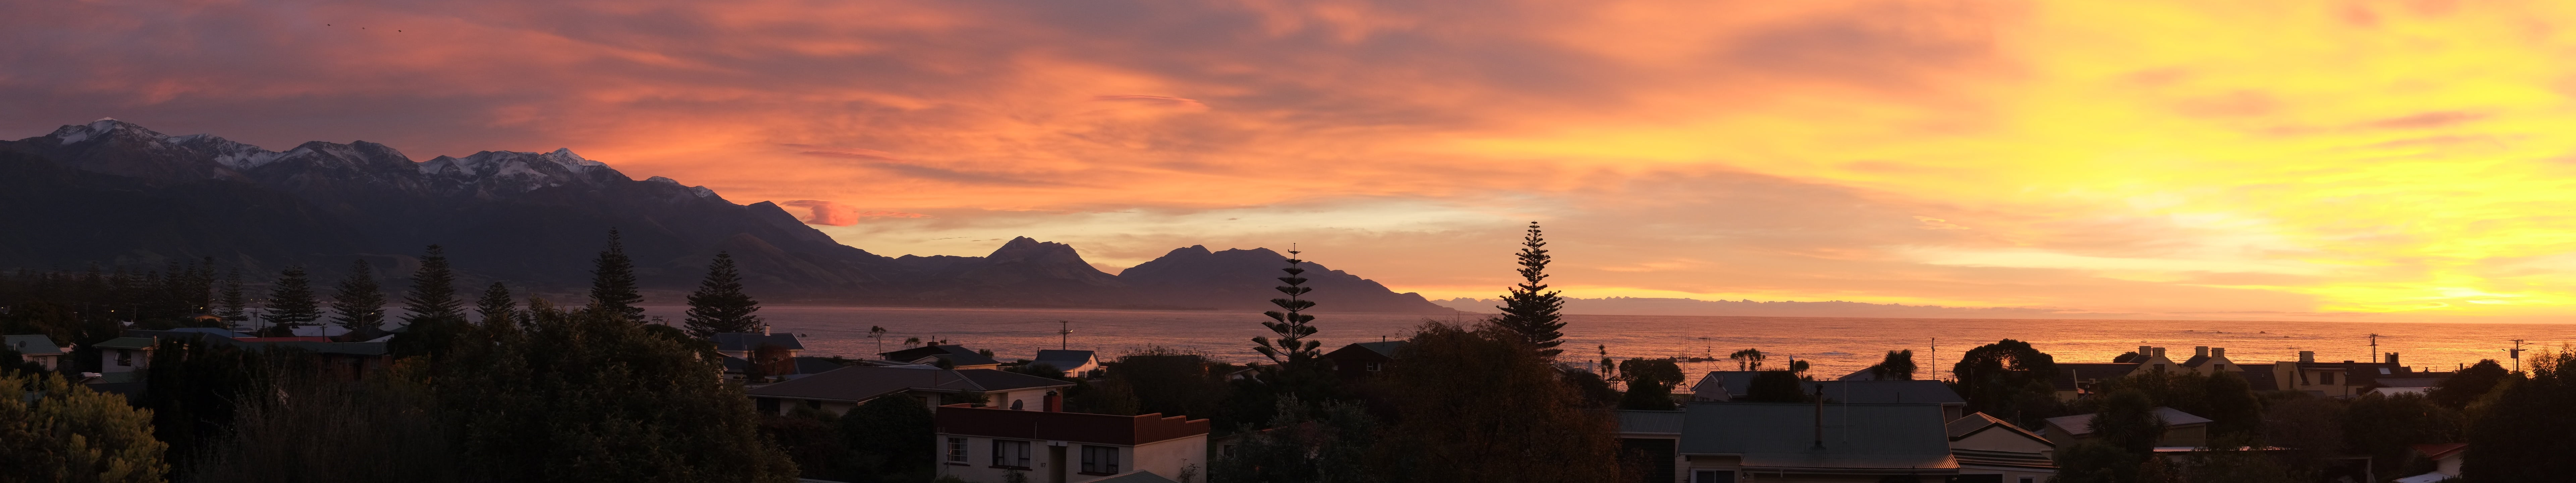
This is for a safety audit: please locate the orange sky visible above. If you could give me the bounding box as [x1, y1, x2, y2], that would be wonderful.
[12, 0, 2576, 321]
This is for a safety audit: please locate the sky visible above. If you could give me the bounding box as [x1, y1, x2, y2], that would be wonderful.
[10, 0, 2576, 322]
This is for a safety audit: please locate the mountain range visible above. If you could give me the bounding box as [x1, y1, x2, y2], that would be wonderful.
[0, 119, 1449, 313]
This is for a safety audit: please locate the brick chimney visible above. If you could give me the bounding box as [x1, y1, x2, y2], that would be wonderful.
[2299, 351, 2315, 363]
[1043, 390, 1062, 413]
[2138, 345, 2153, 357]
[2194, 346, 2209, 358]
[2152, 347, 2166, 358]
[2211, 347, 2226, 358]
[2385, 353, 2400, 366]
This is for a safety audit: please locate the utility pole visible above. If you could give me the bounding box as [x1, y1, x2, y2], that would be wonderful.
[1931, 337, 1938, 382]
[2368, 334, 2380, 363]
[1057, 320, 1072, 350]
[2510, 339, 2528, 374]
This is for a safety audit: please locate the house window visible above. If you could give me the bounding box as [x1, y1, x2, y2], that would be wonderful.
[756, 398, 780, 414]
[1692, 470, 1734, 483]
[1081, 445, 1120, 474]
[2020, 477, 2036, 483]
[805, 400, 822, 411]
[946, 437, 968, 463]
[1011, 399, 1024, 410]
[2320, 372, 2334, 385]
[116, 349, 132, 366]
[991, 440, 1031, 468]
[1366, 362, 1382, 372]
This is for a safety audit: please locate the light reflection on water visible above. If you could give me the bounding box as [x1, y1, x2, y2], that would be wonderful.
[641, 306, 2576, 378]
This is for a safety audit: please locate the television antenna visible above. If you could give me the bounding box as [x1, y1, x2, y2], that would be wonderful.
[1057, 320, 1073, 350]
[2509, 339, 2528, 374]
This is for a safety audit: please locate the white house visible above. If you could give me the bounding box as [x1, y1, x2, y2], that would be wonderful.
[933, 404, 1208, 483]
[5, 334, 68, 371]
[1947, 413, 2057, 483]
[1031, 350, 1102, 378]
[94, 336, 159, 373]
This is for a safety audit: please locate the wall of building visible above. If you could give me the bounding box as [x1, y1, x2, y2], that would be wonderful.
[933, 434, 1203, 483]
[1127, 435, 1208, 482]
[1953, 431, 2052, 454]
[1956, 466, 2052, 483]
[99, 348, 150, 373]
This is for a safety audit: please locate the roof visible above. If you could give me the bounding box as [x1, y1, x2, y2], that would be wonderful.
[162, 327, 249, 338]
[2236, 364, 2279, 391]
[5, 335, 63, 356]
[2043, 407, 2214, 437]
[935, 404, 1210, 446]
[1677, 402, 1960, 472]
[1325, 341, 1407, 360]
[1088, 471, 1182, 483]
[1837, 368, 1889, 381]
[878, 345, 999, 367]
[1031, 350, 1096, 369]
[713, 332, 804, 353]
[2412, 443, 2468, 461]
[1813, 380, 1965, 405]
[2179, 355, 2212, 367]
[723, 356, 851, 376]
[746, 366, 1072, 402]
[2052, 363, 2140, 391]
[1952, 449, 2056, 470]
[1945, 412, 2052, 448]
[2373, 377, 2445, 389]
[1616, 410, 1687, 435]
[94, 337, 159, 350]
[1691, 371, 1763, 400]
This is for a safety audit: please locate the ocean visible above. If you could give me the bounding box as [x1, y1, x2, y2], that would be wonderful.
[638, 306, 2576, 378]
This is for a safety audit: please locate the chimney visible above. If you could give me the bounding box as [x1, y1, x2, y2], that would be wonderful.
[761, 324, 771, 336]
[2138, 345, 2153, 357]
[2211, 347, 2226, 358]
[2195, 346, 2209, 358]
[2386, 353, 2400, 366]
[1043, 390, 1062, 413]
[2299, 351, 2314, 363]
[2152, 347, 2166, 358]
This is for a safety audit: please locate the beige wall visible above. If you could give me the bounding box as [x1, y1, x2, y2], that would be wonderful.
[99, 348, 151, 373]
[935, 434, 1205, 483]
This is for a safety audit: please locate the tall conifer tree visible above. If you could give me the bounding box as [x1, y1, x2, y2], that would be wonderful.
[329, 259, 387, 330]
[267, 266, 322, 327]
[476, 282, 518, 327]
[217, 268, 248, 324]
[682, 252, 763, 338]
[588, 229, 646, 321]
[1493, 222, 1568, 358]
[1253, 248, 1322, 365]
[401, 245, 466, 324]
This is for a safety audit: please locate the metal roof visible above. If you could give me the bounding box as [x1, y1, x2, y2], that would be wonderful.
[2043, 407, 2213, 437]
[879, 344, 1000, 367]
[5, 335, 63, 356]
[1616, 410, 1687, 435]
[1677, 402, 1960, 472]
[1813, 380, 1966, 405]
[94, 337, 159, 350]
[713, 332, 803, 352]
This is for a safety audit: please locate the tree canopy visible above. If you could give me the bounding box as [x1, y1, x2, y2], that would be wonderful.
[1491, 222, 1567, 358]
[683, 252, 764, 338]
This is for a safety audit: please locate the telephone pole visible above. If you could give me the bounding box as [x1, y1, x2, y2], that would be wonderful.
[2510, 339, 2528, 374]
[1057, 320, 1073, 350]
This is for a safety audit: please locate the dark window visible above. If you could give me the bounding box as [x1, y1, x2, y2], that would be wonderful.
[991, 440, 1030, 468]
[1692, 470, 1734, 483]
[756, 398, 780, 414]
[1946, 475, 2001, 483]
[805, 400, 822, 410]
[2321, 372, 2334, 385]
[1081, 445, 1120, 474]
[946, 437, 968, 463]
[1619, 438, 1675, 483]
[116, 349, 131, 366]
[1011, 399, 1024, 410]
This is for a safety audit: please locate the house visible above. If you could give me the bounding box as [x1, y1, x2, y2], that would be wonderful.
[881, 344, 1003, 370]
[1811, 380, 1968, 422]
[1321, 341, 1405, 377]
[2041, 407, 2213, 449]
[1946, 413, 2057, 483]
[713, 331, 803, 360]
[2394, 443, 2466, 483]
[933, 404, 1208, 483]
[1675, 401, 1959, 482]
[128, 329, 393, 380]
[2052, 346, 2273, 401]
[5, 334, 68, 371]
[1686, 371, 1762, 401]
[2128, 346, 2179, 373]
[1031, 349, 1102, 378]
[94, 336, 160, 373]
[2176, 346, 2242, 375]
[1616, 410, 1687, 483]
[724, 355, 857, 382]
[746, 365, 1074, 415]
[2271, 352, 2421, 397]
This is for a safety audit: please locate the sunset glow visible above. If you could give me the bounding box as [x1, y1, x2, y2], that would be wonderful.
[13, 0, 2576, 320]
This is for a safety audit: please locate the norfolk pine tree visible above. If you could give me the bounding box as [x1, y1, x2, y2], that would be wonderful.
[1253, 248, 1322, 365]
[217, 268, 247, 324]
[328, 259, 387, 331]
[589, 229, 647, 321]
[267, 265, 323, 327]
[400, 245, 466, 324]
[682, 252, 764, 338]
[476, 282, 519, 327]
[1493, 222, 1568, 358]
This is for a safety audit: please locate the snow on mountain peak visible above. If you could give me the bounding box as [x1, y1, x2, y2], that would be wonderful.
[49, 118, 139, 145]
[541, 148, 607, 170]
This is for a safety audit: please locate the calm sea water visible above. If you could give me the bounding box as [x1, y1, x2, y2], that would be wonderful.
[639, 306, 2576, 378]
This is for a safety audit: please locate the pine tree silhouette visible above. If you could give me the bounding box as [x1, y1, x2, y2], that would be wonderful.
[266, 265, 323, 327]
[1493, 222, 1567, 358]
[402, 245, 466, 324]
[683, 252, 764, 338]
[476, 282, 520, 328]
[329, 259, 387, 331]
[217, 268, 247, 324]
[588, 228, 646, 321]
[1254, 248, 1322, 365]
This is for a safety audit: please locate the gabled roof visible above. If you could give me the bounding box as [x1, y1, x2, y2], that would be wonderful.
[4, 335, 63, 356]
[1677, 402, 1958, 471]
[1032, 349, 1096, 368]
[1616, 410, 1687, 435]
[2179, 355, 2213, 367]
[1690, 371, 1763, 400]
[1813, 380, 1965, 405]
[94, 337, 159, 350]
[1945, 412, 2052, 448]
[2043, 407, 2214, 437]
[2236, 364, 2279, 391]
[879, 345, 999, 367]
[1325, 341, 1407, 360]
[746, 366, 1072, 403]
[713, 332, 803, 352]
[1837, 368, 1889, 381]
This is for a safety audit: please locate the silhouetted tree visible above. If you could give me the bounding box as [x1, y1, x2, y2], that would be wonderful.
[475, 282, 517, 327]
[0, 371, 170, 482]
[267, 265, 323, 327]
[1728, 348, 1766, 371]
[2054, 389, 2161, 483]
[1378, 322, 1616, 483]
[588, 228, 646, 321]
[328, 259, 387, 332]
[401, 245, 465, 325]
[836, 394, 938, 482]
[2429, 359, 2509, 409]
[1869, 349, 1918, 380]
[217, 268, 248, 325]
[2463, 348, 2576, 481]
[1616, 358, 1683, 410]
[1742, 371, 1808, 402]
[683, 252, 763, 338]
[1952, 339, 2060, 425]
[1491, 222, 1567, 358]
[1253, 249, 1321, 365]
[1210, 396, 1379, 483]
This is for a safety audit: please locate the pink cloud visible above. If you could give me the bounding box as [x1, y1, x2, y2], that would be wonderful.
[779, 200, 927, 226]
